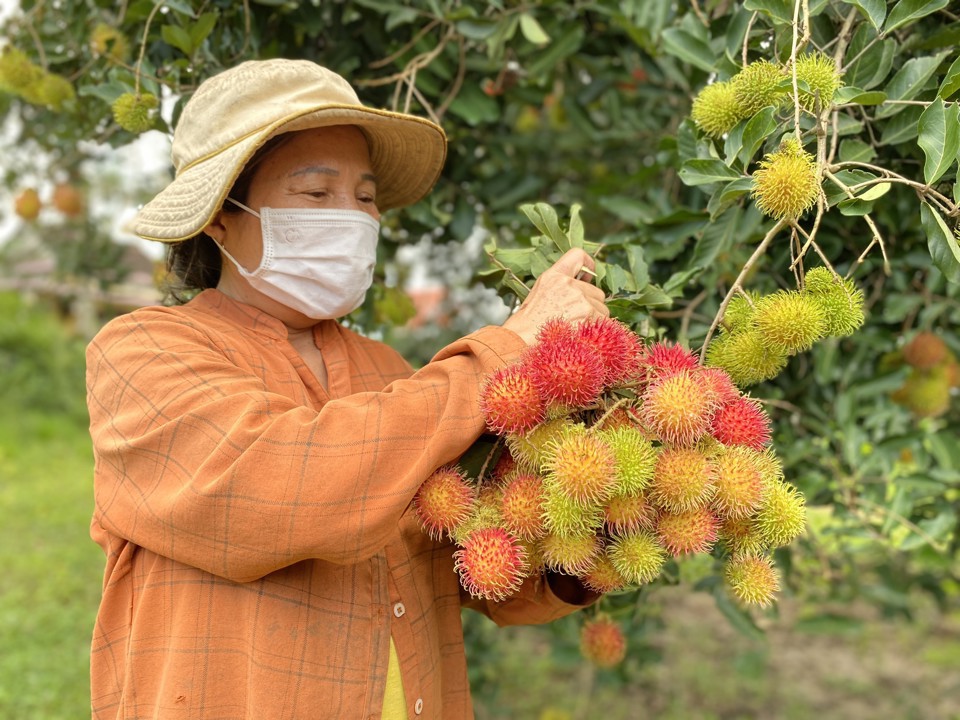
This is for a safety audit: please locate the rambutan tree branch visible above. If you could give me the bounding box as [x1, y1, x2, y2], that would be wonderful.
[134, 1, 165, 96]
[829, 161, 959, 216]
[698, 218, 788, 361]
[822, 169, 890, 275]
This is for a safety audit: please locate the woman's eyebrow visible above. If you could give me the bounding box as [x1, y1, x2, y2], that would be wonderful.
[290, 165, 378, 183]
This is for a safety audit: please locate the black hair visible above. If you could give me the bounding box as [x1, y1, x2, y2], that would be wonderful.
[162, 134, 293, 304]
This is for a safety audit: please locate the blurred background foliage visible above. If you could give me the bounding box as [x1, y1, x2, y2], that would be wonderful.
[1, 0, 959, 718]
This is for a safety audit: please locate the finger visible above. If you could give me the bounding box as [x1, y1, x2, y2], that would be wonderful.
[550, 248, 593, 277]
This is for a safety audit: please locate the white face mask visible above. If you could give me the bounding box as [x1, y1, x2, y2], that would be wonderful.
[217, 198, 380, 320]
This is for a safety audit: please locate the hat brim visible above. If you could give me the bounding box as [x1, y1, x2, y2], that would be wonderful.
[130, 106, 447, 243]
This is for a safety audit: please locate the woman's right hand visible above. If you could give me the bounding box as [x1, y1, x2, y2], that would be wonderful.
[502, 248, 609, 346]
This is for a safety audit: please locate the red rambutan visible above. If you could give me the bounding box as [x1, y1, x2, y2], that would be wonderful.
[656, 508, 719, 556]
[490, 450, 518, 483]
[541, 426, 618, 505]
[580, 615, 628, 668]
[526, 334, 607, 409]
[453, 526, 528, 601]
[535, 316, 577, 346]
[699, 367, 741, 406]
[575, 316, 644, 386]
[710, 396, 772, 450]
[639, 341, 699, 380]
[642, 370, 716, 447]
[413, 466, 476, 539]
[711, 446, 766, 519]
[605, 491, 658, 535]
[479, 363, 545, 435]
[649, 447, 716, 512]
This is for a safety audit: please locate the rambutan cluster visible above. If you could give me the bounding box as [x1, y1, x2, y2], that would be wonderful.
[413, 316, 807, 613]
[706, 266, 866, 387]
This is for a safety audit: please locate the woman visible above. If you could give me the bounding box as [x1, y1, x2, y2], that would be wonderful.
[86, 59, 608, 720]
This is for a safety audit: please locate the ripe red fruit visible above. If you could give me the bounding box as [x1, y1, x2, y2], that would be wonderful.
[902, 331, 948, 370]
[580, 615, 627, 668]
[710, 396, 772, 450]
[650, 447, 716, 512]
[479, 363, 545, 435]
[639, 341, 699, 380]
[526, 334, 606, 409]
[699, 367, 740, 406]
[534, 316, 577, 346]
[413, 466, 476, 539]
[499, 472, 546, 540]
[575, 316, 644, 386]
[453, 526, 528, 601]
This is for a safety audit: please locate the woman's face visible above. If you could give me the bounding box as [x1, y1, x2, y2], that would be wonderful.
[207, 124, 380, 326]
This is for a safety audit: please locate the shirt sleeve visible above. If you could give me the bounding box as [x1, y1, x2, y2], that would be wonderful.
[86, 308, 527, 582]
[461, 573, 599, 626]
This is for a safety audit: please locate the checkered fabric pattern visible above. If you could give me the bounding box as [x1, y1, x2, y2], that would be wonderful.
[86, 289, 590, 720]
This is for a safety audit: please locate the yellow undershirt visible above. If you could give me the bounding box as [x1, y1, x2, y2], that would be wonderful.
[382, 636, 408, 720]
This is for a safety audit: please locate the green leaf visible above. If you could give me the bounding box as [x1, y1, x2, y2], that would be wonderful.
[884, 0, 949, 34]
[706, 177, 754, 219]
[920, 202, 960, 284]
[738, 107, 778, 167]
[823, 169, 877, 207]
[838, 138, 877, 163]
[447, 84, 500, 126]
[917, 98, 960, 185]
[455, 18, 499, 40]
[876, 53, 950, 119]
[626, 244, 650, 290]
[567, 204, 584, 248]
[938, 55, 960, 99]
[526, 26, 584, 78]
[858, 182, 892, 201]
[518, 12, 550, 46]
[690, 206, 741, 269]
[189, 12, 218, 48]
[678, 159, 742, 187]
[161, 0, 196, 16]
[161, 24, 194, 56]
[712, 587, 765, 642]
[660, 28, 716, 73]
[878, 105, 924, 146]
[843, 28, 895, 90]
[840, 0, 886, 30]
[600, 262, 637, 294]
[833, 87, 887, 105]
[742, 0, 793, 24]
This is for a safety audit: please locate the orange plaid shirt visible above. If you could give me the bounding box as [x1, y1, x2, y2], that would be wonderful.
[86, 289, 592, 720]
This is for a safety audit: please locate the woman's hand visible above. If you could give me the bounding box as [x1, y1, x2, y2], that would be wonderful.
[502, 248, 609, 345]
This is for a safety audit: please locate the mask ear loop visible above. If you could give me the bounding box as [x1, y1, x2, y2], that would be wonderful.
[215, 197, 267, 276]
[226, 196, 261, 218]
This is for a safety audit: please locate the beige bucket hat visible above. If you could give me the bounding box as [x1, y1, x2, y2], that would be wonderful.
[130, 58, 448, 242]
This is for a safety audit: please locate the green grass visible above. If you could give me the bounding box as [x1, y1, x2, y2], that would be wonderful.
[0, 410, 103, 719]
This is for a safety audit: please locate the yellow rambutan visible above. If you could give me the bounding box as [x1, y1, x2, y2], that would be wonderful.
[499, 471, 546, 541]
[607, 530, 667, 585]
[506, 417, 571, 472]
[725, 553, 780, 606]
[732, 59, 789, 115]
[649, 447, 716, 513]
[711, 446, 766, 519]
[541, 426, 618, 505]
[580, 551, 630, 594]
[691, 80, 744, 138]
[540, 531, 602, 576]
[751, 137, 820, 220]
[755, 480, 806, 548]
[753, 290, 827, 355]
[413, 465, 476, 540]
[604, 491, 658, 536]
[794, 51, 843, 111]
[642, 370, 717, 447]
[656, 508, 719, 557]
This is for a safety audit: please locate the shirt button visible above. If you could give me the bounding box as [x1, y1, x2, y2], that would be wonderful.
[393, 602, 406, 618]
[414, 698, 423, 715]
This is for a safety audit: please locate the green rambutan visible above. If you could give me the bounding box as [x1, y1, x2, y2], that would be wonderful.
[656, 508, 719, 556]
[450, 490, 503, 545]
[0, 48, 41, 92]
[506, 417, 571, 472]
[454, 526, 528, 601]
[479, 363, 545, 435]
[540, 531, 602, 576]
[90, 23, 130, 62]
[802, 267, 865, 338]
[112, 91, 160, 134]
[691, 80, 744, 138]
[580, 615, 627, 668]
[580, 551, 629, 594]
[753, 290, 827, 355]
[891, 367, 952, 418]
[499, 472, 546, 541]
[31, 72, 75, 110]
[722, 291, 760, 333]
[751, 137, 820, 220]
[732, 59, 789, 115]
[794, 51, 843, 111]
[575, 316, 644, 386]
[725, 553, 780, 606]
[710, 396, 772, 450]
[541, 485, 605, 537]
[642, 370, 716, 447]
[605, 491, 658, 535]
[607, 531, 667, 585]
[541, 426, 618, 505]
[650, 447, 716, 513]
[597, 425, 658, 494]
[413, 466, 476, 539]
[711, 446, 766, 519]
[705, 329, 789, 387]
[901, 331, 949, 370]
[755, 480, 806, 548]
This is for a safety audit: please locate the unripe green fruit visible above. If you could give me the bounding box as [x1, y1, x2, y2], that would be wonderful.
[506, 417, 571, 472]
[891, 366, 952, 418]
[725, 553, 780, 606]
[794, 51, 843, 111]
[607, 531, 666, 585]
[751, 137, 820, 220]
[540, 532, 602, 576]
[90, 24, 130, 62]
[597, 425, 657, 494]
[706, 329, 788, 387]
[722, 291, 760, 334]
[755, 480, 806, 548]
[732, 59, 788, 115]
[541, 484, 604, 537]
[0, 48, 42, 92]
[112, 92, 160, 133]
[753, 290, 827, 355]
[691, 80, 744, 138]
[30, 72, 75, 110]
[802, 267, 865, 338]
